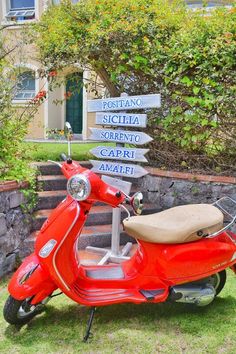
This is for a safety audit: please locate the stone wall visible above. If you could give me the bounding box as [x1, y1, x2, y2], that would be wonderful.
[141, 167, 236, 210]
[0, 168, 235, 278]
[0, 182, 33, 278]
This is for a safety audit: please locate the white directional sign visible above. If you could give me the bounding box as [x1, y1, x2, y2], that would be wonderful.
[90, 160, 149, 178]
[96, 112, 147, 128]
[90, 146, 149, 163]
[101, 175, 132, 195]
[89, 128, 153, 145]
[88, 94, 161, 112]
[87, 92, 160, 263]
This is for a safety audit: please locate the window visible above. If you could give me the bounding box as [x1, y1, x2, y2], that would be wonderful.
[14, 70, 36, 100]
[186, 1, 233, 9]
[6, 0, 35, 21]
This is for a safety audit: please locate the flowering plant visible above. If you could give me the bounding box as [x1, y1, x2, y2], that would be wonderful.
[46, 128, 65, 140]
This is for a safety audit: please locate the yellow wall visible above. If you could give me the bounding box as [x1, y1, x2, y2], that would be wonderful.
[0, 1, 100, 140]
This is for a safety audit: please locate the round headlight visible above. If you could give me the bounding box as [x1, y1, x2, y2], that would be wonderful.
[67, 174, 91, 201]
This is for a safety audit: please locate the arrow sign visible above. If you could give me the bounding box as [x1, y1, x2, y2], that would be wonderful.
[90, 160, 148, 178]
[101, 175, 132, 195]
[90, 146, 149, 163]
[88, 94, 161, 112]
[89, 128, 153, 145]
[96, 112, 147, 128]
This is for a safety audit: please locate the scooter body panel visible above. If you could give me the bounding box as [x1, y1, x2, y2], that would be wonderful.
[35, 197, 89, 292]
[138, 233, 236, 284]
[8, 253, 57, 303]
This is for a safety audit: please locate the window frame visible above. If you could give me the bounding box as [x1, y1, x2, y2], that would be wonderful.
[12, 65, 39, 105]
[2, 0, 39, 24]
[6, 0, 35, 21]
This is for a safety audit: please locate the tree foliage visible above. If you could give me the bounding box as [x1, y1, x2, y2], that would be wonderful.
[36, 0, 236, 173]
[0, 27, 38, 182]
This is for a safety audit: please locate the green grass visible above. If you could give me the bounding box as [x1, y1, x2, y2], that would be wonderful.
[23, 142, 114, 162]
[0, 271, 236, 354]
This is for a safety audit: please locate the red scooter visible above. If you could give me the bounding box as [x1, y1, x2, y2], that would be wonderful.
[3, 124, 236, 341]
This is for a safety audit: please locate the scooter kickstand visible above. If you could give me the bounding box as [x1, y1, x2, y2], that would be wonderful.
[83, 307, 96, 343]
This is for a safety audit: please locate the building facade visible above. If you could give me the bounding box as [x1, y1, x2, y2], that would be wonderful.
[0, 0, 96, 140]
[0, 1, 232, 139]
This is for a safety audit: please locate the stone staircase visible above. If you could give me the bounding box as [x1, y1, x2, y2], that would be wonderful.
[26, 161, 158, 253]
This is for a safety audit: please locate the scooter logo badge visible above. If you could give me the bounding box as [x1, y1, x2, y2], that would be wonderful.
[39, 239, 57, 258]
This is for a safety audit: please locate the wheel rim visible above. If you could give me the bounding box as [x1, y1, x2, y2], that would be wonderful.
[206, 273, 221, 291]
[17, 297, 47, 319]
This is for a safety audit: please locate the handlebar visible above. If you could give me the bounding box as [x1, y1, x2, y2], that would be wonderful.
[55, 158, 143, 214]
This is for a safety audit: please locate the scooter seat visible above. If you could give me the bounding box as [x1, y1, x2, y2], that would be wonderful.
[123, 204, 224, 244]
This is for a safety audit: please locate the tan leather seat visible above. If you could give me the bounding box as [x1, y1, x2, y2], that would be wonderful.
[123, 204, 224, 244]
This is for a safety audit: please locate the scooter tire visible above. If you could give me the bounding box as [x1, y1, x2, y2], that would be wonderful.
[3, 295, 43, 325]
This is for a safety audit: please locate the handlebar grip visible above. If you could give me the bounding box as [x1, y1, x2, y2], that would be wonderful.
[60, 153, 67, 161]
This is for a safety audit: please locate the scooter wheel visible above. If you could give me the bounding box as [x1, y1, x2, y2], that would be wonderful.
[3, 295, 45, 325]
[213, 270, 226, 296]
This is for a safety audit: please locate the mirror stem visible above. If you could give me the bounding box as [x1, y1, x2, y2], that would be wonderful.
[68, 136, 71, 159]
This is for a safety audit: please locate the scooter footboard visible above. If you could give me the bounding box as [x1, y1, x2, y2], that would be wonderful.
[8, 253, 57, 303]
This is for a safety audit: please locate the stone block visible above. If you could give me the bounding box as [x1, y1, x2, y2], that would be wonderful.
[8, 191, 24, 209]
[0, 253, 17, 278]
[0, 213, 7, 237]
[0, 192, 10, 213]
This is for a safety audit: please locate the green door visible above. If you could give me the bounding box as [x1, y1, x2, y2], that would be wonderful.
[66, 73, 83, 134]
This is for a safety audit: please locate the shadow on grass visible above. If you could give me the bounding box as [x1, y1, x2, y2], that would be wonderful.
[4, 294, 236, 346]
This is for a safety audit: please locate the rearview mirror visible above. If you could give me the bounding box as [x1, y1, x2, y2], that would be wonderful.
[131, 192, 143, 215]
[64, 122, 73, 159]
[64, 122, 73, 140]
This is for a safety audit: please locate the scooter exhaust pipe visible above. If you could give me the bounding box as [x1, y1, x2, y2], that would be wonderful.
[169, 284, 216, 307]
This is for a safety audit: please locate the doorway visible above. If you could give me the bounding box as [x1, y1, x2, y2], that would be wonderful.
[65, 72, 83, 134]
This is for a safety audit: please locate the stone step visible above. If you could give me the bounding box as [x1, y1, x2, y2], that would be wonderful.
[24, 225, 135, 256]
[37, 175, 67, 191]
[37, 190, 67, 210]
[36, 185, 144, 210]
[33, 161, 92, 176]
[78, 225, 134, 250]
[37, 174, 143, 192]
[32, 203, 158, 231]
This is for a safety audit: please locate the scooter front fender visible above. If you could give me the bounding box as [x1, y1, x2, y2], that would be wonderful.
[8, 253, 57, 303]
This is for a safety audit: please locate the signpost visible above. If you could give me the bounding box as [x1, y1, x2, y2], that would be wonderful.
[96, 112, 147, 128]
[87, 92, 160, 264]
[90, 160, 149, 178]
[87, 93, 161, 112]
[90, 146, 149, 163]
[89, 127, 152, 145]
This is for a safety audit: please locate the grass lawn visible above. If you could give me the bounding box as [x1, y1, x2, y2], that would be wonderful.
[23, 142, 114, 162]
[0, 271, 236, 354]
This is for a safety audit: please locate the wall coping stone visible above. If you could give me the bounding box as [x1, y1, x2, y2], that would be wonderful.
[0, 181, 29, 193]
[146, 167, 236, 185]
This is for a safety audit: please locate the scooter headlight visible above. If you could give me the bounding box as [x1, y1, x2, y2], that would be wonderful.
[67, 174, 91, 201]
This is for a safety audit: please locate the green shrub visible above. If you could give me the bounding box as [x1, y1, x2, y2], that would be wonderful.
[35, 0, 236, 173]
